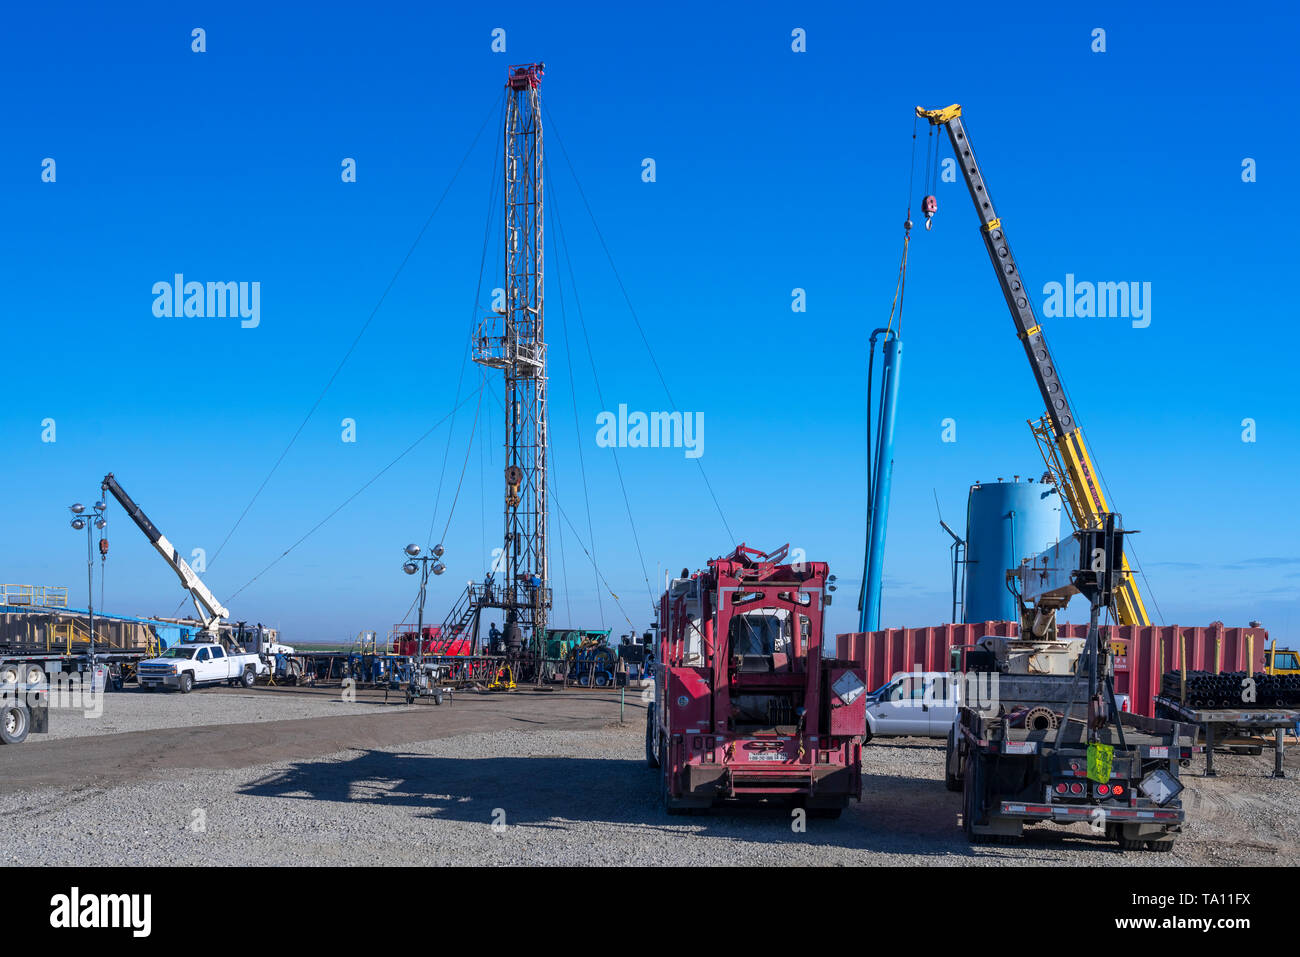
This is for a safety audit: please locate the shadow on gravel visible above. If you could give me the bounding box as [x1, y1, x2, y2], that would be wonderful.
[235, 748, 1114, 855]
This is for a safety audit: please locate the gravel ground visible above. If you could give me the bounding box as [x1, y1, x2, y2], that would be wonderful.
[42, 685, 415, 740]
[1, 707, 1294, 866]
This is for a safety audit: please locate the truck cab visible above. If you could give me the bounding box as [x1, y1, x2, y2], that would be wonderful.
[1266, 647, 1299, 675]
[865, 671, 961, 739]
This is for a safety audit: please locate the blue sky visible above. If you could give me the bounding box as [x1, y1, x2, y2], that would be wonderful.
[2, 1, 1297, 644]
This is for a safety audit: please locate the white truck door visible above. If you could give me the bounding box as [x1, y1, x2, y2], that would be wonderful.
[194, 647, 213, 682]
[926, 674, 959, 737]
[901, 677, 930, 735]
[873, 677, 927, 736]
[210, 646, 230, 681]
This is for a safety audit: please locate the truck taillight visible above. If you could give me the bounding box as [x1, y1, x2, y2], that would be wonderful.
[1112, 784, 1125, 796]
[1096, 783, 1111, 796]
[1054, 783, 1068, 794]
[1069, 782, 1083, 795]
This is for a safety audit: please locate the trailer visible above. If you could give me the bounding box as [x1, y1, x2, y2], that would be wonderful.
[0, 651, 135, 692]
[1154, 695, 1296, 779]
[647, 544, 868, 816]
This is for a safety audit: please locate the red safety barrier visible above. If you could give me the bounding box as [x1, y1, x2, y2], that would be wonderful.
[842, 622, 1269, 717]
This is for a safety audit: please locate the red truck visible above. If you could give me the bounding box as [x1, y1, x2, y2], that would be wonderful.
[646, 544, 868, 817]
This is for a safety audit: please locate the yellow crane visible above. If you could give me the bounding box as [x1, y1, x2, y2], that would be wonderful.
[915, 104, 1150, 626]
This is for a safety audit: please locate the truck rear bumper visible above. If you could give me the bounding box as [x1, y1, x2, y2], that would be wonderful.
[680, 763, 858, 806]
[997, 800, 1184, 825]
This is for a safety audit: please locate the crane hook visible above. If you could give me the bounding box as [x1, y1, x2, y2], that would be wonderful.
[922, 194, 937, 230]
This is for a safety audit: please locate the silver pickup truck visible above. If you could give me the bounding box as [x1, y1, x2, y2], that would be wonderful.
[137, 642, 265, 693]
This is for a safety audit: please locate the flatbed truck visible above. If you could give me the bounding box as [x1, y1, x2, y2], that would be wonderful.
[946, 515, 1193, 850]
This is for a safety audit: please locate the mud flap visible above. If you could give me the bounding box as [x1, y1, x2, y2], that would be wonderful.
[30, 698, 48, 734]
[685, 764, 727, 798]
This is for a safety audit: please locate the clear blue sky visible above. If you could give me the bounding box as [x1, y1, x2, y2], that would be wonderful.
[2, 1, 1297, 645]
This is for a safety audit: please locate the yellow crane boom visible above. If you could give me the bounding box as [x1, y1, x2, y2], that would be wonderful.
[916, 103, 1150, 626]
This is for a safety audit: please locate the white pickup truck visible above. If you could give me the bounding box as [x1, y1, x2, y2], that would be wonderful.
[136, 642, 266, 693]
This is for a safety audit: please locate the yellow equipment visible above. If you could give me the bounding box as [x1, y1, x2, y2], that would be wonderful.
[1265, 642, 1299, 675]
[916, 103, 1150, 626]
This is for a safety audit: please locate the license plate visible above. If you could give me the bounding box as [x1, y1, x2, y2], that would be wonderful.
[748, 752, 787, 762]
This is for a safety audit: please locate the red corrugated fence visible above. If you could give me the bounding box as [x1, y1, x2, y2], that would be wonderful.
[841, 622, 1269, 717]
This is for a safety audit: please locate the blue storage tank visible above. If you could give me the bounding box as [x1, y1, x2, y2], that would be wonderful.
[962, 477, 1062, 624]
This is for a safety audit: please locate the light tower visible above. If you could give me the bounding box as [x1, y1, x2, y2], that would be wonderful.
[473, 62, 551, 655]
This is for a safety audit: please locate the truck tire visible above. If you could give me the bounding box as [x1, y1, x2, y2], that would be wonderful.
[179, 672, 194, 694]
[0, 704, 30, 745]
[645, 702, 660, 768]
[24, 665, 45, 687]
[240, 668, 257, 689]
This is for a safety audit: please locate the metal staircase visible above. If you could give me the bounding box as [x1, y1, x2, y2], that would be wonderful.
[438, 583, 482, 641]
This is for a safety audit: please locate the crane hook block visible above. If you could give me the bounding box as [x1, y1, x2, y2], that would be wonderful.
[922, 194, 937, 232]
